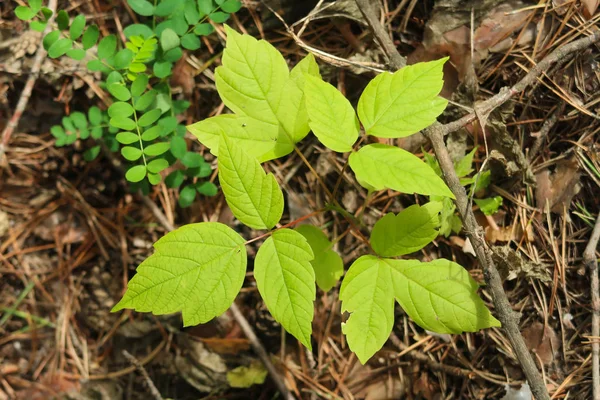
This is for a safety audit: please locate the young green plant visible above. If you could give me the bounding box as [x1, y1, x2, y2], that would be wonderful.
[113, 26, 501, 363]
[16, 0, 243, 206]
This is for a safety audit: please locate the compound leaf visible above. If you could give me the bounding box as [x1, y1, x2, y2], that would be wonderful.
[254, 229, 315, 349]
[304, 75, 359, 152]
[371, 202, 442, 257]
[349, 144, 454, 198]
[357, 58, 448, 138]
[340, 256, 500, 363]
[340, 255, 395, 364]
[295, 225, 343, 292]
[388, 258, 501, 334]
[218, 134, 283, 230]
[188, 114, 277, 161]
[112, 222, 247, 326]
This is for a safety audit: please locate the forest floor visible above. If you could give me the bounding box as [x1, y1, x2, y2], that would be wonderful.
[1, 0, 600, 399]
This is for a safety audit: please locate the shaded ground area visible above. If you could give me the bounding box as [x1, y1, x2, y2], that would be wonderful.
[1, 0, 600, 399]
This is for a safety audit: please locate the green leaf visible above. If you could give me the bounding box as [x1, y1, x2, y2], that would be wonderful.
[135, 90, 157, 111]
[455, 148, 477, 178]
[107, 83, 131, 101]
[154, 0, 183, 16]
[71, 112, 88, 129]
[166, 170, 185, 188]
[153, 61, 173, 78]
[218, 134, 284, 230]
[138, 108, 162, 127]
[141, 126, 161, 141]
[29, 0, 43, 12]
[194, 23, 214, 36]
[277, 53, 321, 143]
[98, 35, 117, 59]
[295, 225, 343, 292]
[48, 38, 73, 58]
[124, 24, 154, 39]
[371, 202, 442, 257]
[113, 48, 135, 69]
[187, 114, 277, 161]
[178, 184, 197, 207]
[122, 146, 143, 161]
[227, 361, 267, 388]
[43, 31, 60, 50]
[56, 10, 69, 30]
[220, 0, 242, 13]
[209, 11, 229, 23]
[127, 0, 155, 16]
[349, 144, 454, 198]
[389, 258, 501, 333]
[109, 102, 134, 118]
[30, 21, 47, 32]
[148, 172, 161, 185]
[83, 145, 101, 161]
[184, 1, 200, 24]
[82, 25, 99, 49]
[181, 33, 201, 50]
[340, 256, 501, 363]
[215, 26, 292, 159]
[87, 59, 106, 72]
[116, 131, 139, 144]
[198, 0, 214, 15]
[112, 223, 247, 325]
[15, 6, 35, 21]
[254, 229, 315, 349]
[160, 28, 180, 52]
[131, 74, 149, 97]
[69, 14, 86, 40]
[170, 136, 187, 158]
[66, 48, 86, 60]
[125, 164, 147, 182]
[88, 106, 102, 125]
[181, 152, 204, 168]
[144, 142, 170, 156]
[107, 70, 123, 85]
[41, 7, 53, 20]
[147, 158, 169, 173]
[304, 75, 359, 152]
[110, 117, 136, 131]
[163, 47, 183, 62]
[357, 58, 448, 138]
[196, 181, 218, 196]
[474, 196, 503, 216]
[340, 255, 395, 364]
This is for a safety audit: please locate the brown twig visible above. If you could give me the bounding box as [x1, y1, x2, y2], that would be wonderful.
[349, 2, 600, 400]
[584, 214, 600, 400]
[425, 126, 549, 400]
[354, 0, 406, 70]
[122, 350, 163, 400]
[0, 0, 58, 163]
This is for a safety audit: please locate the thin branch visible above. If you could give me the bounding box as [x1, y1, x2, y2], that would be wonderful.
[426, 126, 549, 400]
[354, 0, 406, 70]
[584, 214, 600, 400]
[122, 350, 164, 400]
[0, 0, 58, 163]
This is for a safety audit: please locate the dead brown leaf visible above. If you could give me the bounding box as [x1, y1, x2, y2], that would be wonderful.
[522, 322, 560, 365]
[535, 158, 581, 213]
